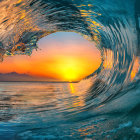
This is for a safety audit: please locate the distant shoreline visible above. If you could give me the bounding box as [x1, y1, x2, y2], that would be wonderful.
[0, 81, 79, 83]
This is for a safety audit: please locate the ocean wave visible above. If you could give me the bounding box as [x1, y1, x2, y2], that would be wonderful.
[0, 0, 140, 139]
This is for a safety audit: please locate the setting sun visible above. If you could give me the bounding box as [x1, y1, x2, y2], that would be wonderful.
[0, 32, 101, 81]
[50, 57, 96, 81]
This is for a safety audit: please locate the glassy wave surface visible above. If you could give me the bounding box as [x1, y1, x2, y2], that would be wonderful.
[0, 0, 140, 139]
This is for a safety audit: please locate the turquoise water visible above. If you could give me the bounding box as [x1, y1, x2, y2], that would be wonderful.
[0, 81, 140, 139]
[0, 82, 91, 139]
[0, 0, 140, 139]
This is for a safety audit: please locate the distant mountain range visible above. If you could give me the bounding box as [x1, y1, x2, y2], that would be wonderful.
[0, 72, 79, 82]
[0, 72, 49, 81]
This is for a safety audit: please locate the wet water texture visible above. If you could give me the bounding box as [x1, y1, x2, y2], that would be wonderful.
[0, 0, 140, 139]
[0, 81, 140, 140]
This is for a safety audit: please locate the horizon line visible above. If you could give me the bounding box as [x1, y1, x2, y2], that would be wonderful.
[0, 81, 79, 83]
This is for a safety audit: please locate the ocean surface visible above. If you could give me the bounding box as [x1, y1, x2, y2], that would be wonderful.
[0, 81, 140, 140]
[0, 0, 140, 139]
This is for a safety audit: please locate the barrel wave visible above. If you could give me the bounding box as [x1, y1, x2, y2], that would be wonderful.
[0, 0, 140, 139]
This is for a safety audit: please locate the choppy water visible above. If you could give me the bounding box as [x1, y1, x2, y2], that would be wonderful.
[0, 81, 140, 140]
[0, 0, 140, 139]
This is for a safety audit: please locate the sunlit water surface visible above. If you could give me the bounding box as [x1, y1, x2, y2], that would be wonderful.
[0, 0, 140, 139]
[0, 81, 140, 140]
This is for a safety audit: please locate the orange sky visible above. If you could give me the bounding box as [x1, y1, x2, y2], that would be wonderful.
[0, 32, 102, 81]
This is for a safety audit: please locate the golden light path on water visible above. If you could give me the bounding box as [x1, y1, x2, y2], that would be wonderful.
[1, 81, 92, 111]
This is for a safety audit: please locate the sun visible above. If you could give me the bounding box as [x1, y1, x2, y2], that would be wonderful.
[60, 67, 79, 82]
[57, 58, 82, 81]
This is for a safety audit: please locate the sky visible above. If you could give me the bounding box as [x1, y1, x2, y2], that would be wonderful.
[0, 32, 102, 81]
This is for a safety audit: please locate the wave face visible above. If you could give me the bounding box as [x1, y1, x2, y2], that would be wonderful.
[0, 0, 140, 139]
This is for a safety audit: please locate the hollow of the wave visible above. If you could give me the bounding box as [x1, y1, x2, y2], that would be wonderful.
[36, 32, 101, 81]
[0, 32, 101, 82]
